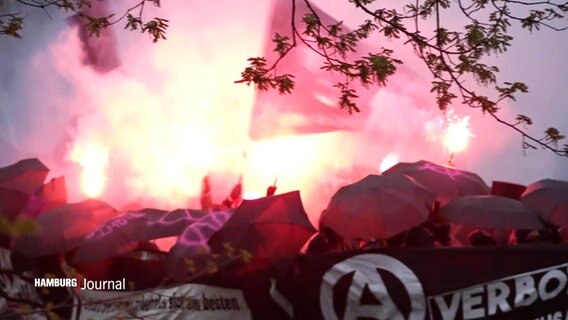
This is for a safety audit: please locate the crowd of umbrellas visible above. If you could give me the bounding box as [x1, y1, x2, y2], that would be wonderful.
[317, 160, 565, 251]
[1, 158, 567, 283]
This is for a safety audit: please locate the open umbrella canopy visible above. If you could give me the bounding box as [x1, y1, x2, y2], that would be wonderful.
[140, 208, 207, 241]
[440, 195, 545, 230]
[0, 187, 29, 220]
[521, 179, 568, 227]
[166, 210, 234, 281]
[71, 209, 166, 264]
[208, 191, 316, 270]
[321, 174, 435, 241]
[14, 199, 120, 257]
[0, 158, 49, 194]
[383, 160, 490, 205]
[20, 176, 67, 218]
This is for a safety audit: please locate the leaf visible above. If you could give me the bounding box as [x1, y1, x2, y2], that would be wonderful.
[184, 258, 196, 274]
[272, 32, 291, 56]
[545, 127, 565, 143]
[12, 216, 40, 237]
[142, 17, 169, 43]
[515, 115, 533, 126]
[206, 261, 218, 274]
[223, 242, 235, 258]
[240, 249, 253, 264]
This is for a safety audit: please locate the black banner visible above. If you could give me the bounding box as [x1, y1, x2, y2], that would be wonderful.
[275, 246, 568, 320]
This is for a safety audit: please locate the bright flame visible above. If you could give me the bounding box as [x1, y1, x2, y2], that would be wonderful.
[379, 153, 399, 173]
[243, 191, 262, 200]
[242, 133, 347, 203]
[68, 142, 110, 198]
[442, 110, 474, 155]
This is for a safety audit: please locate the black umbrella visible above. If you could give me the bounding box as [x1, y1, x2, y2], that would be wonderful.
[383, 160, 489, 205]
[0, 158, 49, 194]
[321, 174, 435, 241]
[208, 191, 316, 270]
[14, 199, 120, 257]
[521, 179, 568, 227]
[165, 210, 234, 280]
[20, 176, 67, 218]
[0, 187, 29, 220]
[139, 208, 207, 241]
[71, 209, 166, 264]
[439, 195, 545, 230]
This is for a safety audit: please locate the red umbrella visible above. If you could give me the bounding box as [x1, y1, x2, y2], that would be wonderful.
[383, 160, 489, 205]
[0, 158, 49, 194]
[440, 195, 544, 230]
[208, 191, 316, 270]
[521, 179, 568, 227]
[321, 174, 436, 241]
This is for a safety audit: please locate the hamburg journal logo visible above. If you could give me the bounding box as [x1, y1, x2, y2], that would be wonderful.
[34, 277, 126, 290]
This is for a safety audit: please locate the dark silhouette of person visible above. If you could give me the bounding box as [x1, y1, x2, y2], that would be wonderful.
[305, 233, 328, 254]
[404, 226, 436, 248]
[468, 230, 497, 246]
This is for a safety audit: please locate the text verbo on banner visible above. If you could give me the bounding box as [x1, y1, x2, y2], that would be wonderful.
[316, 252, 568, 320]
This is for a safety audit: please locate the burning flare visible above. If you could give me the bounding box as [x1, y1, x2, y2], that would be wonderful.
[442, 110, 474, 156]
[379, 153, 399, 173]
[68, 142, 110, 198]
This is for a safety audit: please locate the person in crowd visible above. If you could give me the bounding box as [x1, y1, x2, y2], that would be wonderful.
[560, 227, 568, 244]
[320, 227, 348, 252]
[386, 231, 406, 247]
[513, 225, 562, 245]
[468, 230, 497, 246]
[305, 233, 328, 254]
[541, 225, 562, 244]
[426, 221, 463, 247]
[404, 226, 436, 248]
[304, 226, 346, 254]
[512, 229, 532, 245]
[425, 202, 462, 247]
[362, 239, 387, 249]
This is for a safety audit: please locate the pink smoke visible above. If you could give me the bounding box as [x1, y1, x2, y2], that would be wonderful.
[4, 0, 517, 226]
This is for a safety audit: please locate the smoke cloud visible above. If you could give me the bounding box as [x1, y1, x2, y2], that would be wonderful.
[67, 0, 121, 73]
[0, 0, 565, 226]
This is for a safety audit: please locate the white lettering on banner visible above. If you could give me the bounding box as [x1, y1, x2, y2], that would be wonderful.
[0, 248, 43, 310]
[319, 254, 426, 320]
[462, 286, 484, 319]
[428, 263, 568, 320]
[515, 275, 537, 307]
[71, 283, 252, 320]
[486, 282, 511, 315]
[533, 309, 568, 320]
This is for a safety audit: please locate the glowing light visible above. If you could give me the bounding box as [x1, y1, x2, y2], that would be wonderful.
[243, 191, 263, 200]
[442, 110, 474, 155]
[68, 142, 110, 198]
[379, 153, 399, 173]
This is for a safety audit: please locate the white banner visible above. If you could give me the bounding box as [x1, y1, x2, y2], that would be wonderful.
[71, 283, 252, 320]
[0, 248, 44, 317]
